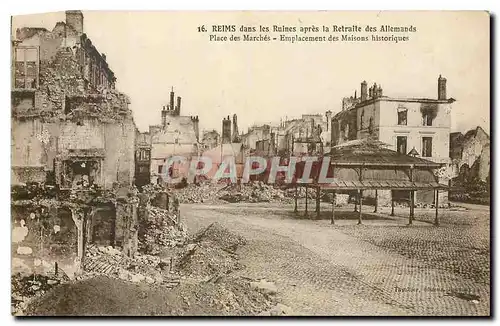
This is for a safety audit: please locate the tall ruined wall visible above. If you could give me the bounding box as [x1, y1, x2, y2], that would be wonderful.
[11, 118, 136, 188]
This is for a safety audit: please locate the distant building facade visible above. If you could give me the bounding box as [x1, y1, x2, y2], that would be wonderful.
[331, 76, 455, 204]
[134, 130, 151, 187]
[201, 129, 220, 150]
[147, 89, 200, 184]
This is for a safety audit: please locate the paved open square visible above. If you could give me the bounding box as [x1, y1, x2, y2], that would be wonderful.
[183, 201, 490, 316]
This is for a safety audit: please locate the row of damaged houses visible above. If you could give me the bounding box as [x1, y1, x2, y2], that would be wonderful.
[225, 76, 489, 207]
[11, 11, 148, 279]
[11, 11, 490, 279]
[132, 72, 489, 208]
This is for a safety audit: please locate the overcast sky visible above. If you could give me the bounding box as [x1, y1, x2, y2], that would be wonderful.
[12, 11, 490, 134]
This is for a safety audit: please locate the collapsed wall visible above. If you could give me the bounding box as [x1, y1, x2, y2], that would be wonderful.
[12, 48, 136, 189]
[11, 184, 141, 280]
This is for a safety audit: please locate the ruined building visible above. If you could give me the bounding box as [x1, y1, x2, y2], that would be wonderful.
[146, 88, 200, 184]
[201, 129, 220, 150]
[450, 126, 490, 183]
[11, 11, 139, 278]
[201, 116, 246, 180]
[270, 113, 330, 157]
[135, 130, 151, 187]
[12, 10, 136, 188]
[331, 76, 455, 204]
[232, 114, 241, 143]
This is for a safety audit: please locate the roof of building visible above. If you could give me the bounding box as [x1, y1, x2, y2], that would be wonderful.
[292, 139, 446, 190]
[329, 139, 443, 167]
[333, 96, 456, 120]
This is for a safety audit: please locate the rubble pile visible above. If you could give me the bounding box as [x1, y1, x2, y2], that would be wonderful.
[139, 205, 188, 255]
[177, 223, 247, 278]
[19, 49, 132, 122]
[173, 183, 228, 204]
[11, 273, 65, 316]
[191, 222, 247, 250]
[24, 275, 277, 316]
[176, 243, 243, 279]
[218, 182, 292, 203]
[173, 276, 277, 316]
[84, 245, 179, 287]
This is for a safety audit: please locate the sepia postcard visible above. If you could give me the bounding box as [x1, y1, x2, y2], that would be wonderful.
[10, 10, 490, 317]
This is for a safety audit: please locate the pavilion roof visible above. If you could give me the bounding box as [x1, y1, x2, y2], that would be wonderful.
[329, 139, 443, 168]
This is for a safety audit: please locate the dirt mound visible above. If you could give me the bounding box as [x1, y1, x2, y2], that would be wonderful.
[191, 222, 247, 251]
[25, 275, 275, 316]
[177, 223, 247, 278]
[176, 243, 243, 278]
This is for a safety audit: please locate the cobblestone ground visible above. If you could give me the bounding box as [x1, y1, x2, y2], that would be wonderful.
[182, 202, 490, 316]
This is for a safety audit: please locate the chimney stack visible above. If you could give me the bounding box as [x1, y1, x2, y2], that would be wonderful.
[325, 110, 332, 131]
[361, 81, 368, 102]
[192, 116, 199, 141]
[161, 106, 167, 128]
[222, 116, 232, 144]
[170, 87, 175, 115]
[176, 96, 181, 115]
[438, 75, 447, 100]
[232, 114, 240, 142]
[65, 10, 84, 35]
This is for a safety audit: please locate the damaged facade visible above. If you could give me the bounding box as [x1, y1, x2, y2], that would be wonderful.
[11, 11, 141, 278]
[147, 88, 200, 184]
[450, 126, 490, 182]
[331, 76, 455, 205]
[201, 129, 220, 150]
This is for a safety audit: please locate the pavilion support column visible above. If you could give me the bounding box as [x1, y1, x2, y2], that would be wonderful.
[316, 187, 321, 219]
[305, 185, 309, 217]
[390, 190, 395, 216]
[374, 189, 378, 213]
[354, 194, 358, 212]
[434, 189, 440, 226]
[408, 191, 414, 225]
[408, 166, 414, 225]
[294, 185, 298, 213]
[357, 189, 363, 225]
[331, 191, 336, 225]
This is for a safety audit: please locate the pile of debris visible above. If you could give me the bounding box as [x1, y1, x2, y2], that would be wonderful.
[218, 182, 292, 203]
[176, 223, 247, 279]
[11, 273, 66, 316]
[30, 48, 133, 122]
[173, 183, 228, 204]
[24, 274, 279, 316]
[83, 245, 179, 287]
[139, 205, 188, 255]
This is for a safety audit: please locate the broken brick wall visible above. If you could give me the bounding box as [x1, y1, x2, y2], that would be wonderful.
[12, 39, 136, 188]
[11, 117, 136, 188]
[12, 204, 78, 278]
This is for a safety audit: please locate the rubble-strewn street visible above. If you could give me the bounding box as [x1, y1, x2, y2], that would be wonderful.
[10, 10, 491, 318]
[20, 221, 285, 316]
[181, 202, 490, 316]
